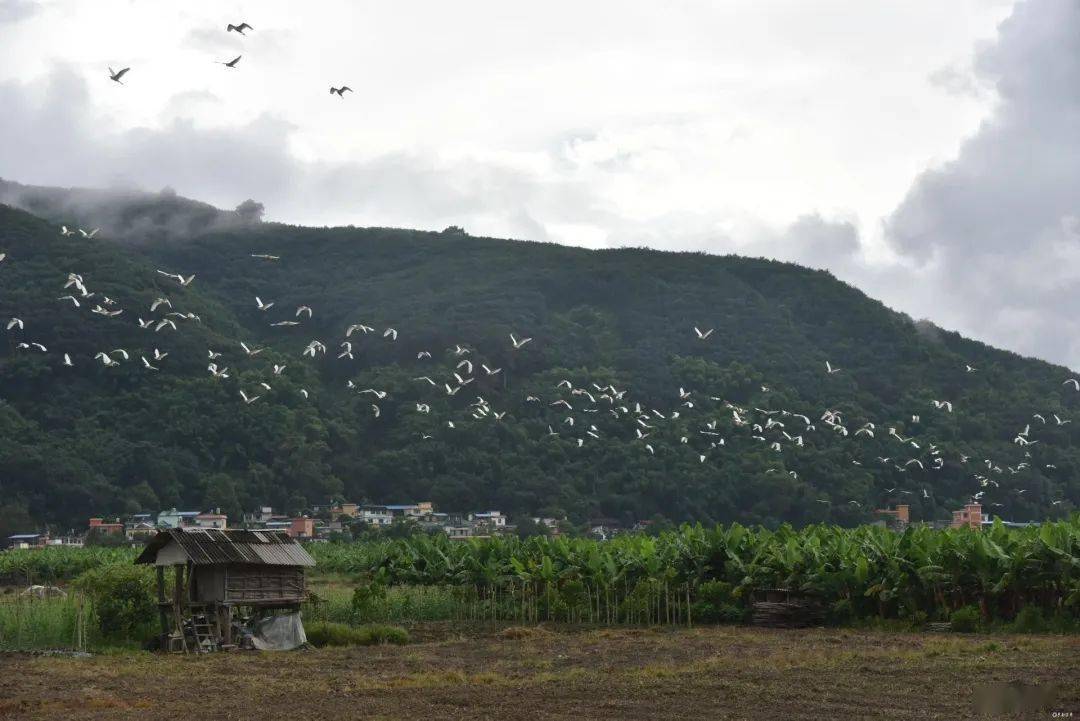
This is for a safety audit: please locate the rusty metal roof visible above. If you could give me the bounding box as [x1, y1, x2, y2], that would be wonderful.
[134, 528, 316, 567]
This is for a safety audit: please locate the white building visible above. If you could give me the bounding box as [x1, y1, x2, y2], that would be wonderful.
[194, 512, 228, 530]
[471, 511, 506, 528]
[360, 505, 394, 526]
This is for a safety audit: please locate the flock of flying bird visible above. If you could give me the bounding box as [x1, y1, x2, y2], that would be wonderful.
[107, 20, 353, 97]
[0, 216, 1075, 518]
[0, 18, 1073, 515]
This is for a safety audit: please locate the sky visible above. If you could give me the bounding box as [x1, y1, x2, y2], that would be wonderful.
[1, 0, 1077, 368]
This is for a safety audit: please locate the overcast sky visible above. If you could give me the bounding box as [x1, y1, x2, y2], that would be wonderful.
[2, 0, 1077, 368]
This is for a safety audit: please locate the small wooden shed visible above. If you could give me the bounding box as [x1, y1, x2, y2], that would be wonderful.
[135, 528, 316, 652]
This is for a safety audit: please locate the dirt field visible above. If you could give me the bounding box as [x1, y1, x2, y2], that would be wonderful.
[1, 625, 1077, 720]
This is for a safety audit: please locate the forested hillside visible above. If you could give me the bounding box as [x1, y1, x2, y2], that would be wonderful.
[1, 186, 1077, 533]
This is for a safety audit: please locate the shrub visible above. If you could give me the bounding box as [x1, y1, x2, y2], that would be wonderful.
[305, 621, 409, 647]
[691, 580, 745, 624]
[73, 564, 156, 639]
[365, 623, 409, 645]
[350, 582, 387, 621]
[1011, 606, 1047, 633]
[84, 528, 133, 548]
[697, 580, 736, 606]
[827, 598, 854, 625]
[950, 605, 981, 633]
[717, 603, 746, 624]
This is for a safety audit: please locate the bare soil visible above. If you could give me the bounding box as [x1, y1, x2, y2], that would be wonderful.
[0, 625, 1076, 720]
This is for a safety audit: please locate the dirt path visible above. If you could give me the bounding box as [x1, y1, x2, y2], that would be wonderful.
[1, 626, 1077, 720]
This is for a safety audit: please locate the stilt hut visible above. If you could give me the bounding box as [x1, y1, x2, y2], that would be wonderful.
[134, 528, 316, 652]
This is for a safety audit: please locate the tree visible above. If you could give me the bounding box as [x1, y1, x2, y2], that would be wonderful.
[127, 482, 160, 512]
[85, 527, 130, 548]
[74, 564, 156, 638]
[202, 473, 242, 522]
[0, 200, 1076, 533]
[235, 199, 265, 224]
[0, 501, 37, 541]
[645, 514, 675, 537]
[515, 517, 551, 539]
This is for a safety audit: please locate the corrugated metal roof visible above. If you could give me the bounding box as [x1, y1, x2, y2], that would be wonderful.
[134, 528, 316, 567]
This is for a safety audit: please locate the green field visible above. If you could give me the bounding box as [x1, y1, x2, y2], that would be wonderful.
[2, 518, 1078, 653]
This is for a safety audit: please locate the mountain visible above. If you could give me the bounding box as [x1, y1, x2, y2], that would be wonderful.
[0, 184, 1077, 534]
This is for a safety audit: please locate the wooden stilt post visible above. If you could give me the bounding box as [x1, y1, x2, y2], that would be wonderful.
[156, 566, 168, 648]
[174, 564, 187, 653]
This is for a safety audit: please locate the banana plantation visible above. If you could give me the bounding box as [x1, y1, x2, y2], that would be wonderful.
[4, 519, 1078, 629]
[310, 518, 1080, 626]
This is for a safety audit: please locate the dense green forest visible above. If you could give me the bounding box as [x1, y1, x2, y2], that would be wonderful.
[0, 184, 1078, 533]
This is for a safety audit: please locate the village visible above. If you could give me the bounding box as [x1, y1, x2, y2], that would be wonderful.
[3, 501, 571, 550]
[3, 499, 1037, 551]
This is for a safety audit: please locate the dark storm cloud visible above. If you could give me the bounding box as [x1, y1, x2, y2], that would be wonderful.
[885, 0, 1080, 367]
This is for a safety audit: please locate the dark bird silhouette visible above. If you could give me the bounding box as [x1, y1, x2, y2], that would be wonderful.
[219, 55, 242, 69]
[330, 86, 352, 97]
[108, 67, 130, 84]
[226, 23, 253, 34]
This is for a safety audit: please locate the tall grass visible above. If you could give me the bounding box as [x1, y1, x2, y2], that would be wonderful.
[0, 593, 157, 652]
[0, 594, 94, 651]
[304, 585, 484, 625]
[305, 621, 409, 647]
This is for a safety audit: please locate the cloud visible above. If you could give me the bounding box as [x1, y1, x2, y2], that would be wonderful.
[773, 215, 861, 267]
[1, 65, 853, 257]
[0, 65, 590, 243]
[927, 63, 986, 100]
[12, 0, 1073, 371]
[181, 24, 297, 64]
[182, 27, 243, 53]
[0, 0, 39, 24]
[884, 0, 1080, 367]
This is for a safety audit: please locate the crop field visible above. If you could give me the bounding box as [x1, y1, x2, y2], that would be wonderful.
[5, 519, 1080, 632]
[1, 625, 1077, 720]
[1, 522, 1077, 718]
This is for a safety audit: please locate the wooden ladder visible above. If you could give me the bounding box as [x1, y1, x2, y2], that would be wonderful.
[190, 613, 218, 653]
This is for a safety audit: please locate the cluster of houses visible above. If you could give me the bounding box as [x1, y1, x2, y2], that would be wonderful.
[7, 499, 1041, 551]
[5, 501, 566, 550]
[873, 502, 1039, 532]
[306, 501, 520, 540]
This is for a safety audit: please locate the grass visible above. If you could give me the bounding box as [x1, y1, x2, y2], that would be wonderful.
[0, 595, 92, 651]
[0, 572, 1074, 656]
[303, 582, 481, 625]
[0, 593, 155, 652]
[305, 621, 409, 647]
